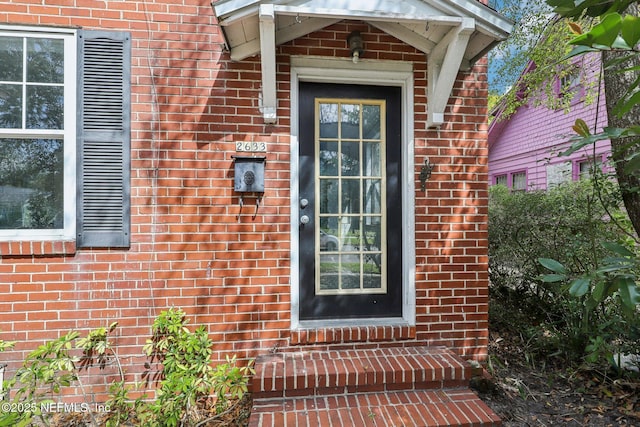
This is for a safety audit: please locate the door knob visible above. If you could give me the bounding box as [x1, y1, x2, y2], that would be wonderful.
[300, 215, 310, 225]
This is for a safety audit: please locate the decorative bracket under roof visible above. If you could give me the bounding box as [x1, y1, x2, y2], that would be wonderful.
[259, 4, 277, 123]
[427, 17, 475, 127]
[212, 0, 513, 126]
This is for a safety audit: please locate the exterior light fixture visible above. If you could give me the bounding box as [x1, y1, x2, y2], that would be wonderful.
[347, 31, 364, 63]
[420, 158, 435, 191]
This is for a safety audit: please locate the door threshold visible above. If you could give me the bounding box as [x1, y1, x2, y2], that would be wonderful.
[295, 317, 411, 330]
[291, 319, 416, 345]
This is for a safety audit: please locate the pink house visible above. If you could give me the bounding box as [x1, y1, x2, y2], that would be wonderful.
[489, 52, 611, 190]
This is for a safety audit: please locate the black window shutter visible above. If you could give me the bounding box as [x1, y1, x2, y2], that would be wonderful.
[77, 30, 131, 248]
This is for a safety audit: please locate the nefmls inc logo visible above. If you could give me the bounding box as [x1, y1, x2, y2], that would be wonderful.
[41, 402, 110, 413]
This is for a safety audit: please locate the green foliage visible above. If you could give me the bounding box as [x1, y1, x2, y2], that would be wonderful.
[0, 336, 16, 352]
[540, 240, 640, 313]
[141, 308, 254, 426]
[547, 0, 640, 176]
[76, 322, 119, 371]
[212, 355, 254, 415]
[103, 381, 147, 427]
[489, 180, 640, 365]
[0, 337, 17, 426]
[564, 12, 640, 115]
[0, 331, 80, 426]
[488, 0, 601, 115]
[489, 180, 625, 293]
[547, 0, 637, 20]
[142, 308, 214, 426]
[0, 311, 254, 427]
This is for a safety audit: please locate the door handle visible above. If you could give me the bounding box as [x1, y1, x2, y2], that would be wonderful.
[300, 215, 310, 225]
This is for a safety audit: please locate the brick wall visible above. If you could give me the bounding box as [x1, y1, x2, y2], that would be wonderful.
[0, 0, 490, 400]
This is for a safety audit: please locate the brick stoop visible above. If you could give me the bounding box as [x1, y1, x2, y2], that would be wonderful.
[249, 346, 501, 427]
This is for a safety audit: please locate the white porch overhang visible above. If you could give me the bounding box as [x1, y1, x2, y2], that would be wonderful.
[212, 0, 513, 127]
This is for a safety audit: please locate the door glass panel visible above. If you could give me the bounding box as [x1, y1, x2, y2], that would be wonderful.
[362, 105, 380, 139]
[319, 141, 338, 176]
[363, 179, 382, 214]
[315, 98, 386, 295]
[320, 227, 340, 252]
[362, 220, 382, 251]
[341, 179, 360, 215]
[363, 255, 382, 289]
[319, 179, 338, 214]
[341, 141, 359, 176]
[339, 254, 361, 289]
[341, 216, 359, 250]
[363, 142, 381, 176]
[319, 254, 339, 290]
[319, 103, 338, 138]
[340, 104, 359, 139]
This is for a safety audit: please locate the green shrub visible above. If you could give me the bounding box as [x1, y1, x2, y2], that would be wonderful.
[489, 180, 625, 293]
[141, 308, 254, 427]
[489, 179, 640, 364]
[0, 310, 254, 427]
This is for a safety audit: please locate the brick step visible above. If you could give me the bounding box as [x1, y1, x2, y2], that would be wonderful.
[252, 346, 470, 399]
[249, 388, 501, 427]
[249, 346, 501, 426]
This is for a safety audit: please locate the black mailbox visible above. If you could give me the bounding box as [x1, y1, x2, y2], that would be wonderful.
[232, 155, 266, 193]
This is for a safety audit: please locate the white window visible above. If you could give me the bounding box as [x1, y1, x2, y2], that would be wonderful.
[512, 171, 527, 191]
[546, 162, 572, 188]
[494, 174, 507, 186]
[0, 26, 131, 248]
[0, 28, 76, 240]
[578, 157, 602, 180]
[559, 70, 580, 95]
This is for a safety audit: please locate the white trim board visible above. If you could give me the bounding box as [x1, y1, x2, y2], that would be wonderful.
[289, 57, 416, 330]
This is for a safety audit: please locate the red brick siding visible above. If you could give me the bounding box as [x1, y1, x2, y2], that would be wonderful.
[0, 0, 490, 398]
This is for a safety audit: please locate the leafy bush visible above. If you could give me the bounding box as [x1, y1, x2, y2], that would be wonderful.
[0, 310, 254, 427]
[141, 308, 254, 427]
[489, 179, 640, 363]
[490, 180, 625, 292]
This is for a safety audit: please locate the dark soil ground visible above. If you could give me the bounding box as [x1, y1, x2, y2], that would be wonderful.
[475, 328, 640, 426]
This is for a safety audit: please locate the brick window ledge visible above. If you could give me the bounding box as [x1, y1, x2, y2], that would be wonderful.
[0, 240, 76, 257]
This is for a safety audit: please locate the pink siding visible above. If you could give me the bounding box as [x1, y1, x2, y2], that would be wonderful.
[489, 53, 611, 190]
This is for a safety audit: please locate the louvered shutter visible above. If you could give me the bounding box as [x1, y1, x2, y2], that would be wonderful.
[77, 30, 131, 248]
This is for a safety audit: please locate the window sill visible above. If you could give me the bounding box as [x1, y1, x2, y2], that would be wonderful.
[0, 240, 76, 257]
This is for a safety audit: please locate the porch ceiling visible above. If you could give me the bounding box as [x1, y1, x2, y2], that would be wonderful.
[212, 0, 513, 127]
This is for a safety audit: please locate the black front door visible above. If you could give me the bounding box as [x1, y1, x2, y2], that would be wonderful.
[298, 82, 402, 321]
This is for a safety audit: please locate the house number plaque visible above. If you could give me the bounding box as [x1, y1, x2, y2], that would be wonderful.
[236, 142, 267, 152]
